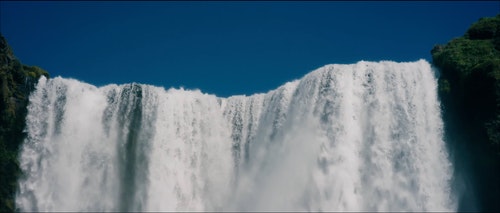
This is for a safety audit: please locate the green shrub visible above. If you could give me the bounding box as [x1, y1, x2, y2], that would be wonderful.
[466, 15, 500, 40]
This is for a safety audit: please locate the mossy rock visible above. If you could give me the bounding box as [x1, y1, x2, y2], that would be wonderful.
[432, 38, 497, 79]
[0, 34, 50, 212]
[466, 15, 500, 40]
[438, 78, 451, 93]
[23, 65, 49, 79]
[432, 14, 500, 212]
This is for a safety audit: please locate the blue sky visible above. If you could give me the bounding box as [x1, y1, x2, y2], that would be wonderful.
[1, 1, 499, 97]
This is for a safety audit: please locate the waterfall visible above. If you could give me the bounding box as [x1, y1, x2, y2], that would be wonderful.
[16, 59, 456, 211]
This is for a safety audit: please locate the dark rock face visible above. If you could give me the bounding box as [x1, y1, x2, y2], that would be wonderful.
[0, 34, 48, 212]
[432, 14, 500, 212]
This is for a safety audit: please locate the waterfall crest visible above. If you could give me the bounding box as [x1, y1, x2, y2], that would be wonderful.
[16, 60, 456, 211]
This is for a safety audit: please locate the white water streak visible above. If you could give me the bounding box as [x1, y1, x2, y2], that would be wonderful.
[16, 60, 456, 211]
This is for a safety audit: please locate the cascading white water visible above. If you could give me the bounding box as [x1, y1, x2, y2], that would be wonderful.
[16, 59, 456, 211]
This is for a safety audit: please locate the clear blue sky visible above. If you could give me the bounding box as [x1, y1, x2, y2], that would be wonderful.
[1, 1, 499, 97]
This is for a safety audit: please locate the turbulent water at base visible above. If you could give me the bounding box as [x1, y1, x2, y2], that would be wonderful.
[15, 60, 456, 211]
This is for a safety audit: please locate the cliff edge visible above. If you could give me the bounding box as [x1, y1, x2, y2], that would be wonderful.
[432, 14, 500, 211]
[0, 34, 48, 212]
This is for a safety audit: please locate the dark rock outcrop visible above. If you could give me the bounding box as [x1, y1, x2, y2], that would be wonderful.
[432, 14, 500, 212]
[0, 34, 48, 212]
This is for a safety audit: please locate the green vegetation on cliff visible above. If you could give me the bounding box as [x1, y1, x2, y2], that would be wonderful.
[432, 14, 500, 211]
[0, 34, 48, 212]
[432, 14, 500, 152]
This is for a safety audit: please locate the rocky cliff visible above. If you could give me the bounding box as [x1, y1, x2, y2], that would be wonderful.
[0, 34, 48, 212]
[432, 14, 500, 211]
